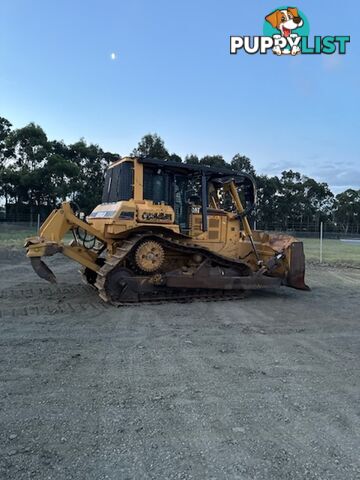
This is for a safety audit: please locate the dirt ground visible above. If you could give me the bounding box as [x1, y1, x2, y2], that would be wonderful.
[0, 248, 360, 480]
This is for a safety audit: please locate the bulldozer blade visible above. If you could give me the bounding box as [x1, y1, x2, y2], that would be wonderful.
[286, 242, 310, 291]
[30, 257, 57, 284]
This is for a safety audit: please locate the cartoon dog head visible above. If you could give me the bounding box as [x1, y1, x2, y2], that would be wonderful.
[265, 7, 303, 37]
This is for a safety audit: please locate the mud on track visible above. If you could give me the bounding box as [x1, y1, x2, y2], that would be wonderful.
[0, 247, 360, 480]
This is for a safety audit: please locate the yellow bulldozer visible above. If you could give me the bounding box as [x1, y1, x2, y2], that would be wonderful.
[25, 156, 308, 304]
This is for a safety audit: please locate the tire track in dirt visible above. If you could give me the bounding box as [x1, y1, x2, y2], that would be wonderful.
[0, 248, 25, 262]
[0, 284, 90, 300]
[0, 301, 110, 318]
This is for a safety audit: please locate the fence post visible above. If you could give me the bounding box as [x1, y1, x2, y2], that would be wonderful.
[37, 213, 41, 233]
[320, 221, 323, 263]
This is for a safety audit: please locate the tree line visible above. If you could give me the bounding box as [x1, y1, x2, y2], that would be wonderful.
[0, 117, 359, 233]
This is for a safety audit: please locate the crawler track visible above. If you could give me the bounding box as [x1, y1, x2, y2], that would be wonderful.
[93, 233, 252, 305]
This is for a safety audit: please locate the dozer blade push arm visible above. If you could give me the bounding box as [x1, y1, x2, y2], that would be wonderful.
[25, 202, 105, 283]
[227, 180, 260, 262]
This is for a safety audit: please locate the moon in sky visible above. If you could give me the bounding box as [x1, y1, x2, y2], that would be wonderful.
[110, 52, 116, 60]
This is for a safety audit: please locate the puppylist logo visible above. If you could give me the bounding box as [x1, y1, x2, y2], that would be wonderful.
[230, 7, 350, 56]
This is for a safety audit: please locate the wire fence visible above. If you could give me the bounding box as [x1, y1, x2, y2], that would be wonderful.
[255, 223, 360, 240]
[1, 214, 359, 237]
[254, 222, 360, 267]
[0, 213, 43, 224]
[1, 217, 359, 266]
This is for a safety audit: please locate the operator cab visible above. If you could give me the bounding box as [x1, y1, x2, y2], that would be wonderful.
[102, 157, 256, 235]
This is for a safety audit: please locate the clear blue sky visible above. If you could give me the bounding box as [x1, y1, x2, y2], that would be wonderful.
[0, 0, 359, 192]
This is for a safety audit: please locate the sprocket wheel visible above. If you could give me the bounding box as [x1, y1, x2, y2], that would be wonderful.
[135, 240, 165, 273]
